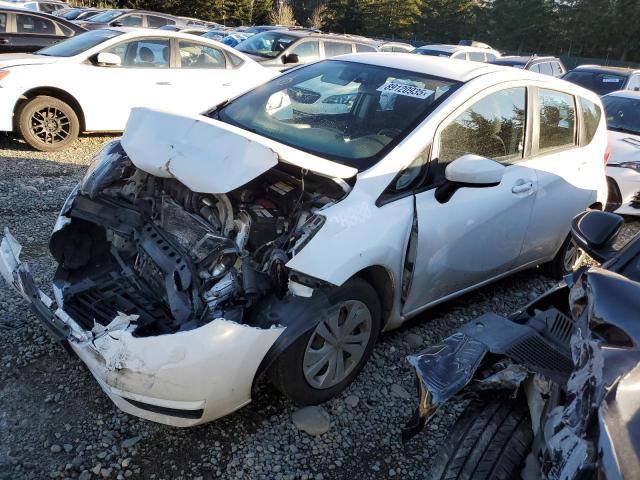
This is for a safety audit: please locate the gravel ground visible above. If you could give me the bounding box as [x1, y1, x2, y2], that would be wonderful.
[1, 132, 639, 480]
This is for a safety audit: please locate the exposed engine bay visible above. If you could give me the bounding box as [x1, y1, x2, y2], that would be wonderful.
[50, 141, 346, 337]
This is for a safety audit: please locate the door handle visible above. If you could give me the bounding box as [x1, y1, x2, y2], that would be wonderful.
[155, 81, 172, 86]
[512, 181, 534, 194]
[221, 82, 232, 87]
[0, 38, 9, 44]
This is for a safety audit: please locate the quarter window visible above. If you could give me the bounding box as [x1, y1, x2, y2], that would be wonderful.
[179, 41, 226, 69]
[538, 89, 576, 152]
[0, 13, 6, 33]
[289, 40, 320, 62]
[323, 41, 352, 57]
[579, 97, 602, 145]
[439, 87, 526, 166]
[16, 14, 56, 34]
[551, 62, 564, 77]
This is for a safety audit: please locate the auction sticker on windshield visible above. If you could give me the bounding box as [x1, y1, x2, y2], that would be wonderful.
[377, 82, 434, 99]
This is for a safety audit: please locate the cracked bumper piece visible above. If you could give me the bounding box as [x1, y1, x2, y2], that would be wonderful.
[0, 231, 285, 427]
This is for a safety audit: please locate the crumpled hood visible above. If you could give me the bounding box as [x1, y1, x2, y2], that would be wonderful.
[120, 107, 357, 194]
[608, 130, 640, 165]
[0, 53, 59, 69]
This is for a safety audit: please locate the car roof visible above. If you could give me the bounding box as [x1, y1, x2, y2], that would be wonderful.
[260, 29, 377, 44]
[494, 55, 559, 64]
[604, 90, 640, 100]
[571, 65, 639, 75]
[416, 44, 499, 54]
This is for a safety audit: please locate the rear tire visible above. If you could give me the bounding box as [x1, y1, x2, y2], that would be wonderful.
[269, 277, 381, 405]
[18, 95, 80, 152]
[430, 398, 533, 480]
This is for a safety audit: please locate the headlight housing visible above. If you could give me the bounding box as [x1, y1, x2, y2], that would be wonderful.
[613, 161, 640, 172]
[322, 93, 356, 105]
[81, 140, 129, 198]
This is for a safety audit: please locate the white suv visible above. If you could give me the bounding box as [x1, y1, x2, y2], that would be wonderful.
[1, 54, 608, 426]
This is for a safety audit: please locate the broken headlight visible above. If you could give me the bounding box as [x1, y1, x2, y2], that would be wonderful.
[81, 140, 129, 199]
[292, 214, 325, 254]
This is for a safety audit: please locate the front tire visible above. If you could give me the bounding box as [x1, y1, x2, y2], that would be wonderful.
[431, 398, 533, 480]
[17, 95, 80, 152]
[544, 234, 586, 279]
[270, 277, 381, 405]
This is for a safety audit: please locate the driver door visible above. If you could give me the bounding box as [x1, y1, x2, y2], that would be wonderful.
[402, 86, 538, 314]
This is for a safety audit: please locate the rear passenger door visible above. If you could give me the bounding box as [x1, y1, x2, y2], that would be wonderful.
[518, 88, 594, 264]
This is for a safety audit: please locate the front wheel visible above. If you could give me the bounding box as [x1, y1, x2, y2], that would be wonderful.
[430, 398, 533, 480]
[17, 95, 80, 152]
[269, 277, 381, 404]
[544, 234, 586, 279]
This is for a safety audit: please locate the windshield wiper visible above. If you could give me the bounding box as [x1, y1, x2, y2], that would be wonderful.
[610, 126, 640, 135]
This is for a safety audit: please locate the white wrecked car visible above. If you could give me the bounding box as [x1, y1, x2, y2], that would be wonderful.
[1, 54, 608, 426]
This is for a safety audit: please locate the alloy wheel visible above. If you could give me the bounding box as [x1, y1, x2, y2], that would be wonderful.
[30, 106, 71, 145]
[303, 300, 372, 390]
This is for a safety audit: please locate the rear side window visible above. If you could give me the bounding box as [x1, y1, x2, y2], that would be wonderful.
[539, 63, 553, 76]
[439, 87, 526, 165]
[16, 14, 56, 34]
[148, 15, 174, 28]
[538, 89, 576, 152]
[580, 97, 602, 144]
[0, 13, 6, 33]
[468, 51, 485, 62]
[356, 43, 376, 53]
[179, 41, 226, 69]
[324, 41, 352, 57]
[485, 52, 497, 61]
[627, 75, 640, 91]
[119, 14, 143, 27]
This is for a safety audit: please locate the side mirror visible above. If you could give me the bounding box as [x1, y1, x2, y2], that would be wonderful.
[282, 53, 299, 64]
[436, 154, 505, 203]
[96, 52, 121, 67]
[110, 21, 123, 27]
[571, 210, 624, 263]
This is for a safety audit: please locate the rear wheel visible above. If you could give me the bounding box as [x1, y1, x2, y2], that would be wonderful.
[430, 397, 533, 480]
[17, 95, 80, 152]
[270, 277, 381, 404]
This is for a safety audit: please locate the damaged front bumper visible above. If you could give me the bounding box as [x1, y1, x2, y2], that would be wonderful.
[0, 231, 284, 427]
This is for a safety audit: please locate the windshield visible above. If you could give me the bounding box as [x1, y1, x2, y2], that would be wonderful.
[37, 29, 123, 57]
[217, 60, 459, 170]
[413, 48, 452, 58]
[237, 31, 297, 58]
[563, 71, 628, 95]
[62, 8, 82, 20]
[87, 10, 123, 23]
[603, 95, 640, 136]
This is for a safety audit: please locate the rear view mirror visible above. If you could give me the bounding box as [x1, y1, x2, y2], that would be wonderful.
[96, 52, 121, 67]
[445, 154, 505, 185]
[571, 210, 624, 263]
[282, 53, 299, 64]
